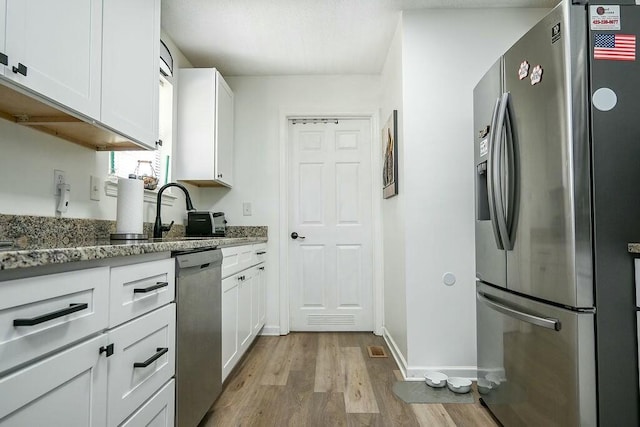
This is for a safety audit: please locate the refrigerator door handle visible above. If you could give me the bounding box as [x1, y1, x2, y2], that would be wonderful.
[503, 92, 518, 250]
[477, 290, 562, 331]
[492, 92, 512, 250]
[487, 97, 504, 250]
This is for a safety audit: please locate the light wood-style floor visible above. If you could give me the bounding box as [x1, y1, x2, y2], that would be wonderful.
[201, 332, 499, 427]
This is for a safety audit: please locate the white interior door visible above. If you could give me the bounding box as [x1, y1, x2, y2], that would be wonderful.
[289, 118, 373, 331]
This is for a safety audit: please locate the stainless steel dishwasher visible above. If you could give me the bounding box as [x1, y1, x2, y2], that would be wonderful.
[174, 248, 222, 427]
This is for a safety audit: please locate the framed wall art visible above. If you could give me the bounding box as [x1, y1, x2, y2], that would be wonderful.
[382, 110, 398, 199]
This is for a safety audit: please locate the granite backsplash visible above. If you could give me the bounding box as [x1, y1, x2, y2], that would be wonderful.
[0, 214, 267, 250]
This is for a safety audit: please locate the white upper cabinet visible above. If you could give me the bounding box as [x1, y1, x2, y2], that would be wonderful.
[4, 0, 102, 120]
[176, 68, 234, 187]
[101, 0, 160, 149]
[0, 0, 6, 76]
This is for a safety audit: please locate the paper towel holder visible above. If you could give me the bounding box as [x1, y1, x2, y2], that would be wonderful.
[110, 176, 148, 241]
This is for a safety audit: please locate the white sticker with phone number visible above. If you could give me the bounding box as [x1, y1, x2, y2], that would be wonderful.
[590, 5, 621, 30]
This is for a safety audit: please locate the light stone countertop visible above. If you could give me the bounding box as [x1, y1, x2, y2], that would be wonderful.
[0, 236, 267, 271]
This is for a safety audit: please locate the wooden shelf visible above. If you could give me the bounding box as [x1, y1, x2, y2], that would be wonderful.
[0, 80, 149, 151]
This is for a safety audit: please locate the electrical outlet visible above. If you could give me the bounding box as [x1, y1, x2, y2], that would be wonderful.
[53, 170, 66, 195]
[243, 202, 252, 216]
[90, 175, 101, 201]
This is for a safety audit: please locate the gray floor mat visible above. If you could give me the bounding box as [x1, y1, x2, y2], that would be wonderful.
[392, 381, 475, 404]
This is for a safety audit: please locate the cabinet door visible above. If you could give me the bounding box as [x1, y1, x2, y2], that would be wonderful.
[215, 72, 234, 186]
[252, 265, 262, 335]
[120, 379, 174, 427]
[101, 0, 160, 149]
[4, 0, 102, 119]
[0, 0, 6, 76]
[258, 264, 266, 329]
[0, 334, 107, 427]
[109, 258, 175, 328]
[221, 275, 238, 381]
[175, 68, 234, 187]
[238, 271, 253, 353]
[107, 304, 175, 427]
[221, 244, 255, 279]
[0, 267, 109, 375]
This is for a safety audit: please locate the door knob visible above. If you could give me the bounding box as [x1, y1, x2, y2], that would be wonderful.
[290, 232, 306, 240]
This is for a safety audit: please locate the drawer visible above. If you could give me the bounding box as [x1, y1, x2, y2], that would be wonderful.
[107, 303, 176, 427]
[0, 267, 109, 374]
[120, 379, 175, 427]
[109, 258, 175, 328]
[0, 334, 108, 426]
[221, 244, 254, 278]
[254, 243, 267, 264]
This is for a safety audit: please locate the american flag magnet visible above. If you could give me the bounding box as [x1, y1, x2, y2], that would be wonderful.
[518, 61, 530, 80]
[594, 33, 636, 61]
[530, 65, 543, 85]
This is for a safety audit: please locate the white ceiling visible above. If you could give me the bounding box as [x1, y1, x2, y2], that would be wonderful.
[161, 0, 558, 76]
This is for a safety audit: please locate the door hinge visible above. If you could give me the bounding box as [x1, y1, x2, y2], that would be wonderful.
[99, 343, 114, 357]
[0, 52, 7, 66]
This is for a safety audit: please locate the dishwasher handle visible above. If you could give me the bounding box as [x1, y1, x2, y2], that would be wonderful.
[477, 291, 561, 331]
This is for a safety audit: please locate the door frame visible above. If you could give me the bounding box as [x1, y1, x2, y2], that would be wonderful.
[278, 109, 383, 336]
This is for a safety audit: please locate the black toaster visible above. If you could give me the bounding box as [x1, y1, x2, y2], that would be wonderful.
[186, 211, 226, 237]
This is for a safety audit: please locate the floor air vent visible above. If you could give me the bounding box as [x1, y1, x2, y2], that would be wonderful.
[367, 345, 388, 358]
[307, 314, 355, 326]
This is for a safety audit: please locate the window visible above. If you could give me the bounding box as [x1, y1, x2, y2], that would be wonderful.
[109, 74, 173, 189]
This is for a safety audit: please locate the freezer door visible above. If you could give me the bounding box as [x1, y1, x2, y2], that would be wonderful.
[476, 282, 596, 426]
[474, 59, 506, 288]
[503, 2, 592, 308]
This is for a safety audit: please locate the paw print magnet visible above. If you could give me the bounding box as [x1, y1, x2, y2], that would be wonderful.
[530, 65, 543, 86]
[518, 61, 530, 80]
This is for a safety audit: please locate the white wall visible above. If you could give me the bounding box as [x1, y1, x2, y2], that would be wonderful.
[199, 74, 381, 333]
[0, 32, 195, 227]
[400, 8, 549, 378]
[380, 18, 409, 363]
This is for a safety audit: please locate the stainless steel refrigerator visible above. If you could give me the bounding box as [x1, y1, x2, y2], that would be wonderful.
[474, 1, 640, 425]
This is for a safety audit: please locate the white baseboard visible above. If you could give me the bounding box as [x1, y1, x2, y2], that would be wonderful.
[260, 325, 281, 336]
[382, 327, 408, 379]
[381, 328, 479, 382]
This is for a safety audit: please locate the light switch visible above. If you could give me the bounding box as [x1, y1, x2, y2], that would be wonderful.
[243, 202, 252, 216]
[90, 175, 101, 201]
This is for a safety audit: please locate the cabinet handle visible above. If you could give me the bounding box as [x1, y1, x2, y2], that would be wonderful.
[134, 347, 169, 368]
[256, 251, 266, 255]
[133, 281, 169, 293]
[259, 267, 265, 271]
[217, 173, 223, 178]
[12, 63, 27, 76]
[13, 303, 88, 327]
[0, 53, 7, 66]
[156, 139, 163, 147]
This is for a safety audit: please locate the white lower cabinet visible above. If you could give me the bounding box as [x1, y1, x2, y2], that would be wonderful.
[0, 254, 177, 427]
[0, 266, 109, 375]
[107, 304, 175, 427]
[120, 379, 175, 427]
[221, 244, 267, 382]
[221, 275, 238, 380]
[255, 264, 267, 334]
[238, 270, 253, 353]
[0, 334, 108, 426]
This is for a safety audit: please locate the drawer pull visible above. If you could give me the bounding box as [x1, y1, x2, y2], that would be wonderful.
[134, 281, 169, 293]
[134, 347, 169, 368]
[13, 303, 89, 327]
[256, 251, 266, 255]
